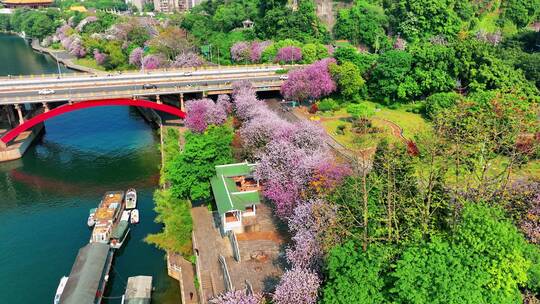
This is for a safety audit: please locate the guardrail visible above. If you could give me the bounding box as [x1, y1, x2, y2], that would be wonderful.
[0, 64, 299, 82]
[219, 255, 233, 292]
[0, 80, 283, 104]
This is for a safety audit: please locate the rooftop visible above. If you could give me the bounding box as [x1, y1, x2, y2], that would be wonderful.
[211, 162, 261, 215]
[60, 243, 111, 304]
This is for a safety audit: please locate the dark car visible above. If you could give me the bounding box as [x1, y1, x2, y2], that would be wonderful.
[142, 84, 157, 90]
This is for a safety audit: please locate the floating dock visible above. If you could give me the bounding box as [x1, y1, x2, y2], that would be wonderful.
[59, 243, 114, 304]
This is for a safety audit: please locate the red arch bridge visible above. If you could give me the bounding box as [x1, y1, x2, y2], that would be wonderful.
[0, 98, 186, 146]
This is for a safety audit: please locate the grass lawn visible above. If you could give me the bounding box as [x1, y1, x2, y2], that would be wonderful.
[74, 58, 106, 71]
[368, 102, 432, 139]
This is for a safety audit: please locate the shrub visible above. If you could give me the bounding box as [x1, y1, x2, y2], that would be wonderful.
[318, 98, 339, 112]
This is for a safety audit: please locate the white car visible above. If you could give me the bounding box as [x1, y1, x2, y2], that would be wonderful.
[184, 72, 193, 76]
[279, 75, 289, 80]
[38, 89, 55, 95]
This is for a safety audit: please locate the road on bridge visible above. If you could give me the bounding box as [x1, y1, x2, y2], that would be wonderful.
[0, 65, 290, 104]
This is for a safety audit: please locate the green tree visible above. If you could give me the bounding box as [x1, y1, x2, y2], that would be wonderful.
[166, 125, 234, 201]
[330, 62, 365, 102]
[501, 0, 540, 28]
[346, 103, 374, 119]
[391, 0, 462, 41]
[334, 1, 389, 51]
[368, 50, 413, 103]
[0, 14, 11, 32]
[424, 91, 461, 119]
[301, 43, 328, 64]
[322, 241, 394, 304]
[333, 45, 378, 74]
[145, 189, 193, 255]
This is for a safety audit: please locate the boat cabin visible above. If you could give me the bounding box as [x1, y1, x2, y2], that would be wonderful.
[210, 162, 261, 233]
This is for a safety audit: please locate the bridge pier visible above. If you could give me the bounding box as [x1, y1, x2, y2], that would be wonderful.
[179, 93, 185, 112]
[156, 95, 162, 104]
[14, 104, 24, 125]
[42, 102, 50, 113]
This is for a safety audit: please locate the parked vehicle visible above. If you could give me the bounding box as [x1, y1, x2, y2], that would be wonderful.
[38, 89, 55, 95]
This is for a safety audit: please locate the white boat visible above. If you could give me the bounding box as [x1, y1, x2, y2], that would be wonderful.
[53, 276, 68, 304]
[130, 209, 139, 224]
[121, 210, 131, 222]
[125, 188, 137, 209]
[87, 208, 97, 227]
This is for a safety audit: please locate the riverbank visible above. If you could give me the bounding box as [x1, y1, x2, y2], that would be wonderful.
[30, 39, 99, 74]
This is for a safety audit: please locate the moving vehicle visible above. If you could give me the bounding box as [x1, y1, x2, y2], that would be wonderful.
[279, 75, 289, 80]
[53, 276, 68, 304]
[183, 71, 192, 76]
[125, 188, 137, 209]
[130, 209, 139, 224]
[38, 89, 55, 95]
[142, 83, 157, 90]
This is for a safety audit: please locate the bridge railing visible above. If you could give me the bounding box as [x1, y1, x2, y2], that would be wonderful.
[0, 64, 298, 82]
[0, 80, 283, 104]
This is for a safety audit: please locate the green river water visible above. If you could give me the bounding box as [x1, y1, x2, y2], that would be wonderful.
[0, 33, 181, 303]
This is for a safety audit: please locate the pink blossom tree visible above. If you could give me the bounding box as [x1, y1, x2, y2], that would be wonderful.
[210, 289, 263, 304]
[129, 47, 144, 67]
[231, 42, 251, 63]
[171, 52, 203, 68]
[75, 16, 98, 32]
[93, 49, 107, 65]
[67, 36, 86, 58]
[275, 46, 302, 63]
[141, 54, 163, 70]
[272, 268, 320, 304]
[281, 58, 337, 101]
[184, 98, 228, 133]
[250, 41, 272, 62]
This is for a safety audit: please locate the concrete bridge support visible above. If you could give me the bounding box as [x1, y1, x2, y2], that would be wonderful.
[42, 102, 50, 113]
[14, 104, 24, 125]
[156, 95, 162, 104]
[179, 93, 185, 112]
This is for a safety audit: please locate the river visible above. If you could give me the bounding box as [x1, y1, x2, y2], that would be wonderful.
[0, 33, 180, 303]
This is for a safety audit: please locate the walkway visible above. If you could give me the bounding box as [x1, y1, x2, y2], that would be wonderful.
[191, 205, 228, 301]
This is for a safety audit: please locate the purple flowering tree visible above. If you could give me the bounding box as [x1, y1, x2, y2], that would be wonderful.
[93, 49, 107, 65]
[250, 41, 272, 62]
[210, 289, 263, 304]
[142, 54, 163, 70]
[272, 268, 320, 304]
[275, 46, 302, 64]
[286, 228, 322, 269]
[55, 24, 73, 42]
[75, 16, 98, 32]
[184, 98, 228, 133]
[281, 59, 337, 101]
[520, 193, 540, 244]
[231, 42, 251, 63]
[68, 36, 86, 58]
[171, 52, 203, 68]
[129, 47, 144, 67]
[393, 37, 407, 50]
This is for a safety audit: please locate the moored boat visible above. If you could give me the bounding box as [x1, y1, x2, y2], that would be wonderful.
[87, 208, 97, 227]
[91, 191, 125, 244]
[53, 276, 68, 304]
[130, 209, 139, 224]
[125, 188, 137, 210]
[110, 220, 130, 249]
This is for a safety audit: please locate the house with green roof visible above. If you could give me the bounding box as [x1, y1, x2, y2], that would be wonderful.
[210, 161, 261, 233]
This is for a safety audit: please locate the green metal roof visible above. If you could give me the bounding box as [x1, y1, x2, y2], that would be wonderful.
[60, 243, 111, 304]
[214, 162, 255, 177]
[211, 163, 261, 215]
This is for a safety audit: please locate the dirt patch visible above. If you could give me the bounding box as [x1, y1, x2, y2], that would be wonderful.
[236, 231, 284, 243]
